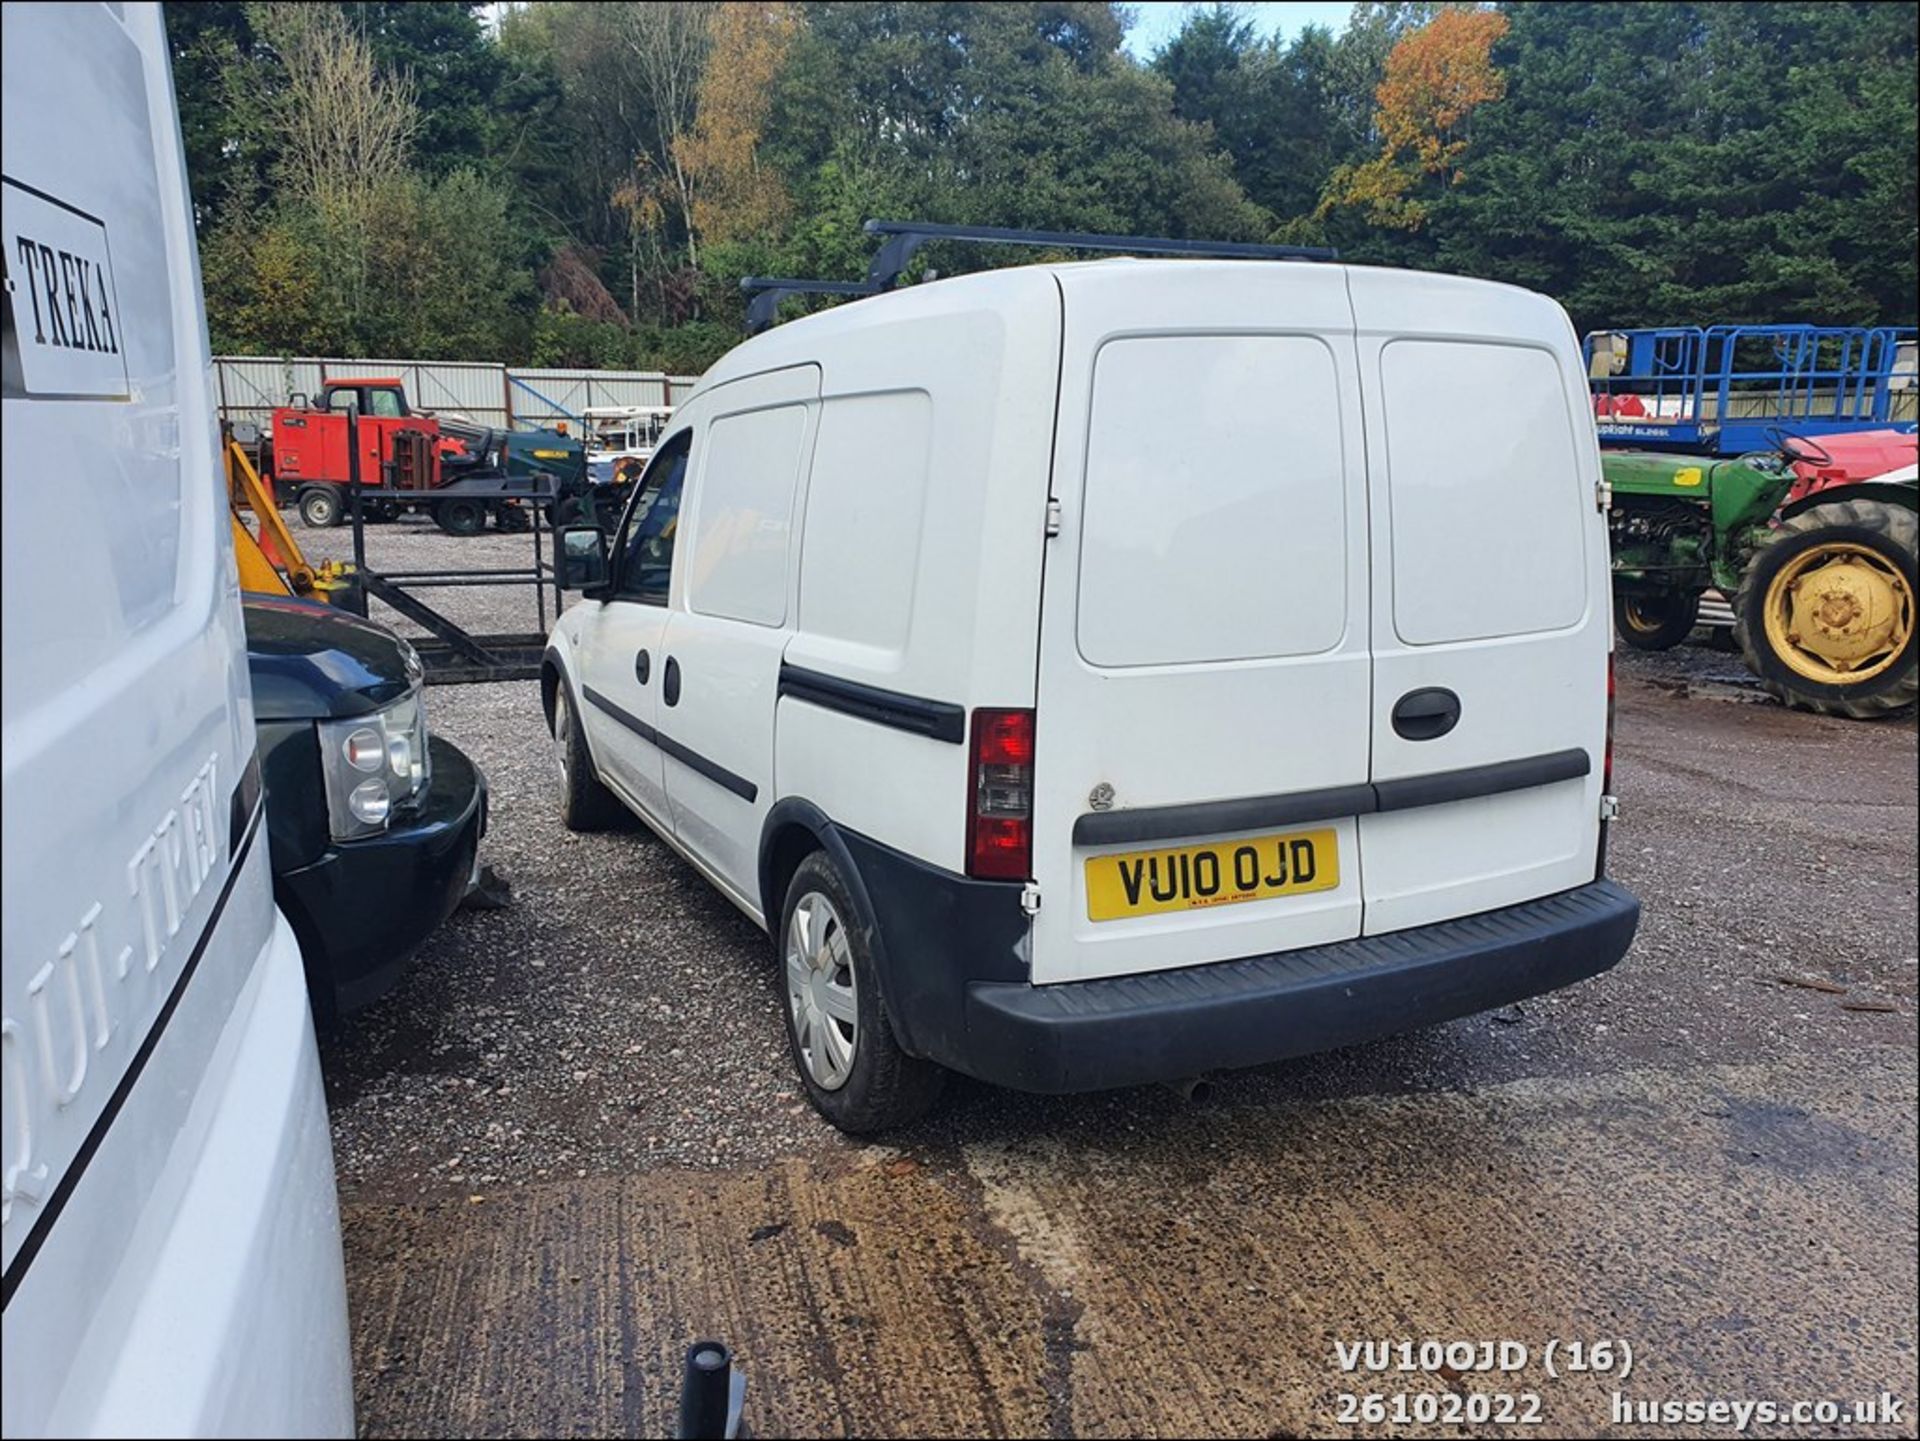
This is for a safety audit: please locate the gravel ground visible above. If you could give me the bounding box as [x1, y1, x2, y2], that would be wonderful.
[311, 520, 1917, 1435]
[298, 511, 575, 646]
[312, 522, 1917, 1186]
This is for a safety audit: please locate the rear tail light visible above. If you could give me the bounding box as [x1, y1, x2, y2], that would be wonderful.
[967, 708, 1034, 880]
[1604, 653, 1617, 793]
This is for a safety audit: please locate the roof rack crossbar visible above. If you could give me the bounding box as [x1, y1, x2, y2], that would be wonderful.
[861, 219, 1336, 290]
[740, 276, 879, 335]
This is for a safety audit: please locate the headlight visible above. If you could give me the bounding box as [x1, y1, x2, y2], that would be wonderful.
[319, 684, 432, 841]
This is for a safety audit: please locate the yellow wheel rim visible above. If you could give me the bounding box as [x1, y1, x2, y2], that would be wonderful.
[1762, 541, 1915, 686]
[1620, 598, 1667, 634]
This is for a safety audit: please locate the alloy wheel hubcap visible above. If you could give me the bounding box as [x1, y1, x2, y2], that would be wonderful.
[785, 891, 858, 1090]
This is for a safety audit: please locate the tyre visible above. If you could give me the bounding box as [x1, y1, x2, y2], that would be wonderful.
[1613, 590, 1700, 651]
[553, 497, 589, 529]
[1733, 498, 1918, 719]
[551, 682, 623, 831]
[492, 501, 530, 533]
[779, 851, 945, 1134]
[298, 484, 344, 528]
[434, 497, 486, 537]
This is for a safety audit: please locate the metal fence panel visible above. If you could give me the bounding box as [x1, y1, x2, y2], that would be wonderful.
[215, 357, 702, 434]
[507, 369, 699, 430]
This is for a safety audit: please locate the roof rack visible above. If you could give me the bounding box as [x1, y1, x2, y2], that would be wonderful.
[740, 277, 879, 336]
[737, 220, 1340, 334]
[862, 219, 1337, 290]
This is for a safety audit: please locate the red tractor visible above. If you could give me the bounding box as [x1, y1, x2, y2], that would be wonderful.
[260, 378, 587, 536]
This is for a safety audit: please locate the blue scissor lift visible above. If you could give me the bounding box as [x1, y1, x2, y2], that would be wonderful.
[1586, 324, 1917, 454]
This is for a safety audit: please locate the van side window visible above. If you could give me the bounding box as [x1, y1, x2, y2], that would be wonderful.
[687, 403, 810, 627]
[614, 432, 691, 605]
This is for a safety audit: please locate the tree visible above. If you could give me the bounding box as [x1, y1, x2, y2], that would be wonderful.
[1433, 2, 1917, 330]
[164, 3, 277, 225]
[1154, 8, 1352, 229]
[252, 2, 418, 213]
[1318, 6, 1508, 231]
[677, 3, 800, 247]
[617, 2, 716, 269]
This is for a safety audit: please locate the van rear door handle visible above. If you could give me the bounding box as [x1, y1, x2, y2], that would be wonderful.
[663, 656, 681, 706]
[1392, 687, 1460, 740]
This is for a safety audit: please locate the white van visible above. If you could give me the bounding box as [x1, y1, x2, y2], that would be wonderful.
[2, 3, 354, 1433]
[543, 256, 1641, 1132]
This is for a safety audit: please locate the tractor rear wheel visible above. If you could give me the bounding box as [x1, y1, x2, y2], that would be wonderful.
[1613, 591, 1699, 651]
[297, 484, 344, 528]
[1733, 498, 1918, 719]
[433, 497, 486, 537]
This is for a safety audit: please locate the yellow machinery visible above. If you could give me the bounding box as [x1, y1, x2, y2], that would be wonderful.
[227, 439, 353, 601]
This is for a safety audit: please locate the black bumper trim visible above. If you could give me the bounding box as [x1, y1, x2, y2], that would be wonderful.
[958, 880, 1638, 1093]
[1374, 747, 1591, 813]
[583, 684, 758, 803]
[1074, 782, 1377, 847]
[1071, 749, 1593, 847]
[778, 663, 964, 744]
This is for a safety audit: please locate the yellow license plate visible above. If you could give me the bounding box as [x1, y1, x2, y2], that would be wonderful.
[1085, 828, 1338, 921]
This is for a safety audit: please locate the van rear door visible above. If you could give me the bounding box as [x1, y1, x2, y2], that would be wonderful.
[1028, 264, 1372, 984]
[1348, 269, 1609, 935]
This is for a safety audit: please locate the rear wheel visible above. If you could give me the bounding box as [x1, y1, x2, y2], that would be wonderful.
[298, 484, 344, 528]
[780, 851, 944, 1134]
[492, 501, 530, 533]
[434, 497, 486, 537]
[1613, 590, 1700, 651]
[552, 683, 623, 831]
[1733, 498, 1918, 718]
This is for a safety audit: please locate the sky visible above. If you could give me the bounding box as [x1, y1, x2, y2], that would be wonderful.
[1121, 1, 1357, 58]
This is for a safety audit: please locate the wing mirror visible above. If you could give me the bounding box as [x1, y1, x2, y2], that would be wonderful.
[557, 526, 609, 591]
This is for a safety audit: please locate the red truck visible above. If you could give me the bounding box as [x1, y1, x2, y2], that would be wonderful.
[261, 378, 587, 536]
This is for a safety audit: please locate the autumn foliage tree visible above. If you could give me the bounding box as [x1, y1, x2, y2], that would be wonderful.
[677, 3, 799, 247]
[1319, 6, 1508, 230]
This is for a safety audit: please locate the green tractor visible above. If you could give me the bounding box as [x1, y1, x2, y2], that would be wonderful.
[1606, 435, 1918, 718]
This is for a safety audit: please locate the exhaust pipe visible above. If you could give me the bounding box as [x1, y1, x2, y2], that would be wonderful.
[1162, 1075, 1214, 1104]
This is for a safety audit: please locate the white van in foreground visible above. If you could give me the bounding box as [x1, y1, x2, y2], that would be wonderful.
[2, 3, 354, 1433]
[543, 255, 1640, 1132]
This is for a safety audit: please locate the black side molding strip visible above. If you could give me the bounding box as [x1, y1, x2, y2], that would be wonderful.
[777, 663, 965, 744]
[1073, 783, 1377, 847]
[3, 798, 265, 1310]
[1373, 747, 1590, 813]
[582, 685, 759, 803]
[1072, 749, 1591, 847]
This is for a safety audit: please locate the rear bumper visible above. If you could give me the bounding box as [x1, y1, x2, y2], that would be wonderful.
[964, 880, 1638, 1093]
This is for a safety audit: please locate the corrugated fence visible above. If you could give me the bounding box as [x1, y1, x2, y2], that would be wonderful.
[213, 356, 702, 432]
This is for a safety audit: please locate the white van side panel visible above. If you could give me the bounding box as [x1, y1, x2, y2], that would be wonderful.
[4, 898, 352, 1438]
[4, 0, 253, 1276]
[797, 389, 933, 660]
[2, 5, 351, 1433]
[1348, 269, 1609, 934]
[776, 277, 1061, 875]
[660, 366, 820, 908]
[1031, 264, 1372, 983]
